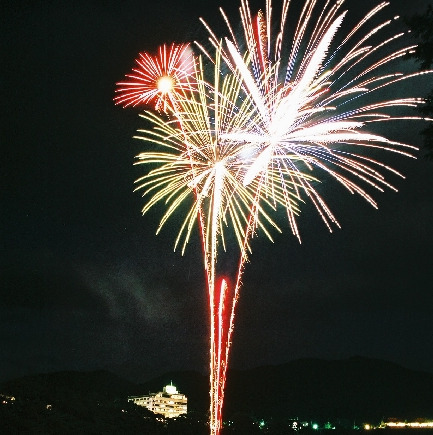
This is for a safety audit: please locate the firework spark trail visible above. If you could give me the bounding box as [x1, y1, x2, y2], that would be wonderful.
[115, 1, 432, 434]
[201, 1, 427, 228]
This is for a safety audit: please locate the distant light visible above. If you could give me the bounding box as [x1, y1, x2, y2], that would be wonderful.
[312, 423, 319, 430]
[364, 424, 371, 430]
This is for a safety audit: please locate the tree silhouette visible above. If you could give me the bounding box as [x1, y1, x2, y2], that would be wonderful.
[405, 5, 433, 159]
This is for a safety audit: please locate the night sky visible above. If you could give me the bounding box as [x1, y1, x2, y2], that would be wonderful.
[1, 0, 432, 384]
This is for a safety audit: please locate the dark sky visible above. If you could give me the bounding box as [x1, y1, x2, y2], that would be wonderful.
[1, 0, 432, 384]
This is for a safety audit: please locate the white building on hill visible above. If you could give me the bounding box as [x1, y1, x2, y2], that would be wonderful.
[128, 382, 187, 418]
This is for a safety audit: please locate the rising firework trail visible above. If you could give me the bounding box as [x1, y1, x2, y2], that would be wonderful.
[115, 1, 432, 434]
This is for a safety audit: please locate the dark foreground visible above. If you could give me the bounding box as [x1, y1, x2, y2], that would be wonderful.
[1, 357, 432, 433]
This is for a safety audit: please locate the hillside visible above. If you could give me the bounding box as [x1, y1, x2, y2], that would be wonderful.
[135, 356, 433, 420]
[1, 357, 432, 432]
[224, 356, 433, 420]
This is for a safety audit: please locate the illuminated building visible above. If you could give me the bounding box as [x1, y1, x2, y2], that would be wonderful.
[360, 419, 433, 430]
[128, 382, 187, 418]
[380, 419, 433, 429]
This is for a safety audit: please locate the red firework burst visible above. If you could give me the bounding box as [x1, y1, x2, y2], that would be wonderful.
[114, 43, 195, 112]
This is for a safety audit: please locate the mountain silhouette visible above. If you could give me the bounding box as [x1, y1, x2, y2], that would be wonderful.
[1, 356, 432, 432]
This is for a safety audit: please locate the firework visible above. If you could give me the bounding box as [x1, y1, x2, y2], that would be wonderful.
[195, 2, 431, 431]
[114, 43, 196, 112]
[116, 1, 432, 434]
[200, 0, 426, 239]
[132, 47, 298, 433]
